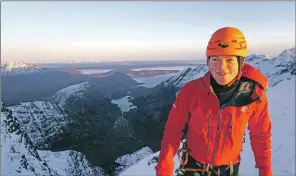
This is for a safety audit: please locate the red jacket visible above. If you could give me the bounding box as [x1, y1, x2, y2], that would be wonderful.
[155, 64, 272, 176]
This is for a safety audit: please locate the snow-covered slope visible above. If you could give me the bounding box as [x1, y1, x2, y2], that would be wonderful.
[1, 61, 44, 75]
[51, 82, 91, 107]
[7, 101, 69, 149]
[244, 47, 295, 87]
[120, 47, 296, 175]
[165, 64, 208, 88]
[1, 105, 105, 176]
[38, 150, 105, 176]
[115, 146, 154, 175]
[1, 106, 58, 176]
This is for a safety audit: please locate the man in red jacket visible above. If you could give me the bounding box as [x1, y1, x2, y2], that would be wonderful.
[155, 27, 273, 176]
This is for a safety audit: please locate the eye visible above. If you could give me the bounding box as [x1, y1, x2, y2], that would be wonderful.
[211, 58, 219, 62]
[227, 59, 235, 62]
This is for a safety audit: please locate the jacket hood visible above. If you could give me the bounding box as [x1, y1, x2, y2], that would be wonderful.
[240, 63, 268, 90]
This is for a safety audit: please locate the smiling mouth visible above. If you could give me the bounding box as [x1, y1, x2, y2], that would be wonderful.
[217, 72, 228, 76]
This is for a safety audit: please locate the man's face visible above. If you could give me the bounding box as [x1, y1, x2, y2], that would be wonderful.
[208, 55, 239, 86]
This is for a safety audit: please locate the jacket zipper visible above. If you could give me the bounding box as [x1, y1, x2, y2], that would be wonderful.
[207, 115, 211, 155]
[220, 114, 232, 155]
[211, 110, 221, 165]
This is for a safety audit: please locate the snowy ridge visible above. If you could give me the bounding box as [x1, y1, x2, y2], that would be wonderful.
[38, 150, 105, 176]
[244, 47, 295, 87]
[116, 146, 154, 175]
[1, 61, 44, 75]
[165, 64, 208, 88]
[1, 106, 105, 176]
[51, 82, 91, 107]
[8, 101, 69, 149]
[1, 106, 58, 176]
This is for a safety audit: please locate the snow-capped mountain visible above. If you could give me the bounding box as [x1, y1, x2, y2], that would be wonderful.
[3, 78, 138, 175]
[120, 47, 296, 175]
[1, 105, 105, 176]
[51, 82, 91, 107]
[1, 61, 44, 75]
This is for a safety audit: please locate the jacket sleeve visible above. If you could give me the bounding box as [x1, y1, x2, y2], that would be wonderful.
[247, 93, 272, 174]
[155, 84, 190, 176]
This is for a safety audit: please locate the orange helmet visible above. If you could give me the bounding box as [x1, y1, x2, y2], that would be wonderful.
[206, 27, 248, 58]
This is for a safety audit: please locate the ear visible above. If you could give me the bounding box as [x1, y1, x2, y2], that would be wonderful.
[241, 62, 245, 68]
[207, 56, 210, 66]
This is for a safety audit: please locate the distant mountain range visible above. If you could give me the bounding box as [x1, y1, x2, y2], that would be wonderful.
[1, 66, 139, 106]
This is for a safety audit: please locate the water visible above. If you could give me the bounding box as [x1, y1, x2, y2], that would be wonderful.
[78, 66, 196, 75]
[131, 66, 196, 71]
[133, 72, 178, 88]
[78, 69, 115, 74]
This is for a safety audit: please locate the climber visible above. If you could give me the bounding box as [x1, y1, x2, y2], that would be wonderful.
[155, 27, 273, 176]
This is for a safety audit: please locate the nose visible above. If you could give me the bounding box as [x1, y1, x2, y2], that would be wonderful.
[217, 59, 227, 69]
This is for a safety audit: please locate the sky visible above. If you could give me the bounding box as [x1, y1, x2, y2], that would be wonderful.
[1, 1, 295, 63]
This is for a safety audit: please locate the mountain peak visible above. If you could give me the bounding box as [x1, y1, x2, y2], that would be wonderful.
[2, 61, 41, 72]
[279, 47, 296, 58]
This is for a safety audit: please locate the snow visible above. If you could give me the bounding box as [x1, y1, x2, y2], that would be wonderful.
[1, 61, 43, 75]
[7, 101, 69, 149]
[132, 66, 198, 88]
[165, 64, 209, 88]
[115, 146, 154, 175]
[38, 150, 105, 176]
[1, 107, 105, 176]
[2, 61, 41, 72]
[111, 96, 137, 112]
[51, 82, 91, 107]
[1, 109, 58, 176]
[119, 143, 184, 176]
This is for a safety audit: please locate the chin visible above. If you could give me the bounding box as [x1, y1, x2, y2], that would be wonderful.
[217, 82, 228, 86]
[216, 79, 231, 85]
